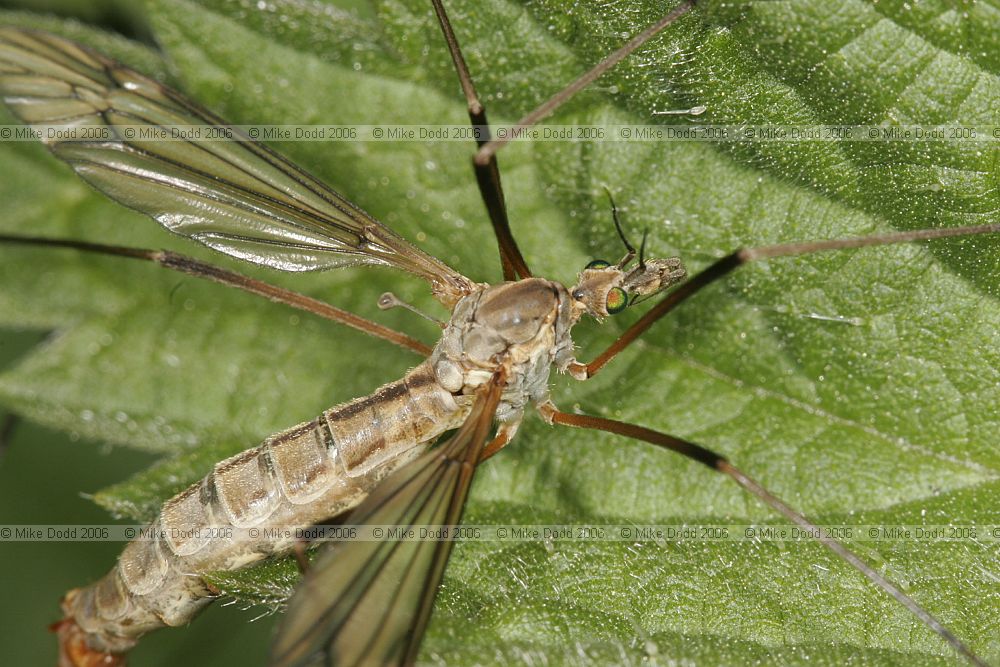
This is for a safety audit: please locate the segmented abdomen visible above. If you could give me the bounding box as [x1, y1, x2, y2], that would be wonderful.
[58, 361, 463, 661]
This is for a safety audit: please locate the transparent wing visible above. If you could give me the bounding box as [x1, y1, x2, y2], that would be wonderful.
[0, 27, 471, 301]
[270, 376, 503, 667]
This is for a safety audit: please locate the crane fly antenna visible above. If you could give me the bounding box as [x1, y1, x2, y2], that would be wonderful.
[428, 0, 532, 281]
[603, 187, 637, 268]
[627, 229, 653, 307]
[542, 406, 990, 667]
[582, 222, 1000, 377]
[638, 228, 649, 270]
[0, 234, 431, 356]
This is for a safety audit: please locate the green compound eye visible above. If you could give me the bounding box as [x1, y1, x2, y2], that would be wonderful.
[605, 287, 628, 314]
[585, 259, 610, 270]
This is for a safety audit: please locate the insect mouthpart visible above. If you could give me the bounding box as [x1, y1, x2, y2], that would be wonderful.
[621, 256, 687, 304]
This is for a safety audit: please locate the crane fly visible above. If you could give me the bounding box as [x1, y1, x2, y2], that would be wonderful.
[1, 0, 989, 659]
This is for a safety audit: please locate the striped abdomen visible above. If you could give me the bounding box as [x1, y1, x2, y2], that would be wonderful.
[57, 361, 465, 663]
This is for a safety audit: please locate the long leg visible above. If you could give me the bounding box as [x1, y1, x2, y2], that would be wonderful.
[575, 222, 1000, 378]
[429, 0, 531, 281]
[425, 0, 1000, 380]
[0, 234, 431, 356]
[473, 1, 697, 169]
[430, 0, 698, 281]
[540, 404, 989, 667]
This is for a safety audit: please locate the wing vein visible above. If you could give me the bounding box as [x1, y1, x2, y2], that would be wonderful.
[270, 376, 504, 667]
[0, 27, 471, 298]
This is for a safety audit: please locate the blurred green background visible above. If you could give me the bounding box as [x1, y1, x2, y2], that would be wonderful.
[0, 0, 148, 38]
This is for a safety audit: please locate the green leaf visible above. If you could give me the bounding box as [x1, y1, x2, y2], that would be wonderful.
[0, 1, 997, 666]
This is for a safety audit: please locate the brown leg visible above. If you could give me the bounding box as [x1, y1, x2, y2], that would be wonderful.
[542, 405, 988, 667]
[292, 539, 311, 575]
[430, 0, 701, 281]
[473, 1, 698, 169]
[0, 234, 431, 356]
[478, 420, 519, 462]
[429, 0, 531, 281]
[580, 222, 1000, 378]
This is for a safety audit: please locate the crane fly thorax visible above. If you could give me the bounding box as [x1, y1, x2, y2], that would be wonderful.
[431, 279, 576, 420]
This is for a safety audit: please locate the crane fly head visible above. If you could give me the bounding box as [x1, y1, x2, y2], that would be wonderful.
[570, 255, 686, 319]
[570, 189, 687, 319]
